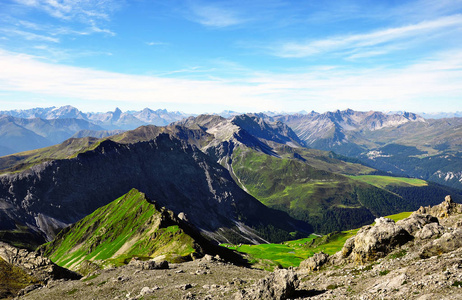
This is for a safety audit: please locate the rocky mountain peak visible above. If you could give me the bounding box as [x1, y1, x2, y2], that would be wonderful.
[230, 114, 304, 147]
[416, 195, 462, 218]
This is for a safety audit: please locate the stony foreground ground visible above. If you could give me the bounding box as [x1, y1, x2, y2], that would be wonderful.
[15, 245, 462, 300]
[15, 257, 267, 300]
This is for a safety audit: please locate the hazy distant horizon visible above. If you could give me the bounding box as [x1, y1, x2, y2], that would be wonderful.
[1, 105, 461, 120]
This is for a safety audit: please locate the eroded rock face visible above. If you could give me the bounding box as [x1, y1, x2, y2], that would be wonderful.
[234, 268, 299, 300]
[0, 242, 80, 282]
[341, 217, 413, 264]
[415, 222, 445, 240]
[299, 251, 329, 272]
[419, 228, 462, 258]
[416, 195, 462, 218]
[129, 258, 169, 270]
[396, 213, 439, 236]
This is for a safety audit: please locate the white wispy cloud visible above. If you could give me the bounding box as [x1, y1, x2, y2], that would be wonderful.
[0, 48, 461, 113]
[88, 20, 115, 36]
[12, 0, 118, 37]
[0, 28, 59, 43]
[14, 0, 115, 22]
[30, 45, 112, 62]
[188, 4, 247, 28]
[146, 41, 168, 46]
[273, 14, 462, 58]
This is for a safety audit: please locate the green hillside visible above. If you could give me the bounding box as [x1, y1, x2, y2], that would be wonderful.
[222, 211, 412, 270]
[350, 175, 428, 188]
[39, 189, 198, 272]
[230, 146, 444, 233]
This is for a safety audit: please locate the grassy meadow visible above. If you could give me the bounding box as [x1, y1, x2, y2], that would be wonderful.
[222, 211, 411, 270]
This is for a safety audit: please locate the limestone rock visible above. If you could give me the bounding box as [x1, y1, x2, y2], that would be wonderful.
[416, 195, 462, 218]
[129, 258, 169, 270]
[139, 286, 159, 296]
[0, 242, 81, 282]
[419, 228, 462, 258]
[415, 223, 445, 240]
[299, 251, 329, 272]
[396, 214, 439, 236]
[341, 217, 413, 263]
[234, 268, 298, 300]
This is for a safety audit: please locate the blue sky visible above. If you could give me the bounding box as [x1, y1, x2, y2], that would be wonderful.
[0, 0, 461, 114]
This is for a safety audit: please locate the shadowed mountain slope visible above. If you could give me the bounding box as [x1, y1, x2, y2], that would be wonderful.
[0, 134, 310, 247]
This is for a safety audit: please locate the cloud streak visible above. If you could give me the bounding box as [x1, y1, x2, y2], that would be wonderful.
[0, 28, 59, 43]
[0, 48, 461, 113]
[11, 0, 118, 37]
[273, 14, 462, 58]
[188, 4, 247, 28]
[14, 0, 115, 22]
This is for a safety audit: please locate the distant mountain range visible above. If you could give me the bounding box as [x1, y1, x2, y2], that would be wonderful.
[387, 111, 462, 119]
[0, 115, 104, 156]
[275, 109, 462, 190]
[0, 106, 192, 156]
[0, 106, 191, 130]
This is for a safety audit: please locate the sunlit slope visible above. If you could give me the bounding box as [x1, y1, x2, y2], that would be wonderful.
[223, 211, 412, 270]
[40, 189, 198, 271]
[231, 146, 457, 233]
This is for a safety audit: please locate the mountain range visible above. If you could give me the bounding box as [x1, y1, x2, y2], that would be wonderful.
[0, 132, 311, 248]
[274, 109, 462, 190]
[1, 107, 461, 246]
[2, 106, 462, 192]
[0, 106, 190, 130]
[0, 106, 192, 156]
[0, 115, 104, 157]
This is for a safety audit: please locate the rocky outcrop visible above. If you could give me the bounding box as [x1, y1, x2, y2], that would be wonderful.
[419, 228, 462, 258]
[0, 242, 80, 282]
[299, 251, 329, 271]
[234, 268, 299, 300]
[415, 222, 445, 240]
[396, 213, 439, 235]
[129, 258, 169, 270]
[416, 195, 462, 218]
[340, 217, 413, 264]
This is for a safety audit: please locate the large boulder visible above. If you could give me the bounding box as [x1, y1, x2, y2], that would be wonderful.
[341, 217, 413, 264]
[415, 223, 445, 240]
[234, 268, 299, 300]
[299, 251, 329, 272]
[419, 228, 462, 258]
[396, 213, 439, 236]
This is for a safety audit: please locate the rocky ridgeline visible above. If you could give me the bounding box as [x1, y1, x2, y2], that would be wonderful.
[0, 241, 80, 297]
[0, 242, 80, 282]
[295, 195, 462, 299]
